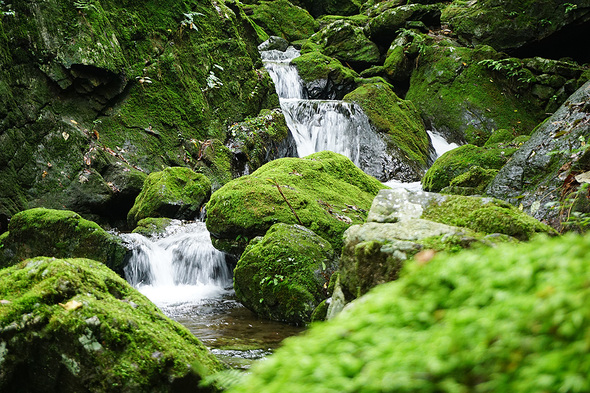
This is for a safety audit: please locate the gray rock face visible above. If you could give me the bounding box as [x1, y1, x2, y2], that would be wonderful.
[486, 81, 590, 228]
[339, 188, 467, 300]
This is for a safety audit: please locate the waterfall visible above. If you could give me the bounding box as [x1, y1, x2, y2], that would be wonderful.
[261, 46, 388, 178]
[122, 220, 232, 307]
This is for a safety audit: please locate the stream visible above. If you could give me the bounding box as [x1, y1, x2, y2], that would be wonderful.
[121, 44, 459, 370]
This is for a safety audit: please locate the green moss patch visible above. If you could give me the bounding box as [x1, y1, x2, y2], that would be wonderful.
[344, 82, 430, 169]
[0, 208, 127, 274]
[228, 232, 590, 393]
[248, 0, 317, 42]
[422, 195, 556, 241]
[206, 151, 386, 255]
[234, 223, 336, 325]
[127, 167, 211, 228]
[421, 144, 514, 192]
[0, 257, 223, 391]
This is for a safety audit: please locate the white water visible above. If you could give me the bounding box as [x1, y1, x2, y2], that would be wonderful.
[122, 221, 232, 307]
[262, 47, 386, 171]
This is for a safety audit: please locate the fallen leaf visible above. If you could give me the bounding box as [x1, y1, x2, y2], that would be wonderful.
[70, 119, 78, 125]
[575, 171, 590, 184]
[415, 249, 436, 265]
[62, 132, 70, 140]
[59, 300, 83, 311]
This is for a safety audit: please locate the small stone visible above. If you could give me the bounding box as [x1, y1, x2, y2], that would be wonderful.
[0, 300, 11, 305]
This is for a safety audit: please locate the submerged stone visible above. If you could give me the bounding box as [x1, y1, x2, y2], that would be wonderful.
[0, 257, 223, 392]
[0, 208, 128, 274]
[234, 223, 337, 325]
[228, 232, 590, 393]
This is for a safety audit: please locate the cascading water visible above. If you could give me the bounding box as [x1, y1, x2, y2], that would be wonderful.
[261, 47, 388, 178]
[123, 220, 232, 306]
[121, 220, 303, 368]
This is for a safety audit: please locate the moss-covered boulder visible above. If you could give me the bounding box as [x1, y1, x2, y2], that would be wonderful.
[0, 208, 128, 274]
[131, 217, 175, 238]
[0, 257, 223, 392]
[440, 165, 499, 196]
[205, 151, 386, 256]
[421, 144, 515, 192]
[405, 40, 548, 144]
[442, 0, 590, 54]
[422, 194, 556, 241]
[291, 50, 361, 99]
[227, 108, 297, 176]
[486, 80, 590, 230]
[339, 188, 551, 300]
[307, 20, 381, 70]
[228, 232, 590, 393]
[247, 0, 317, 42]
[234, 223, 337, 325]
[127, 167, 211, 228]
[0, 0, 276, 221]
[344, 82, 431, 180]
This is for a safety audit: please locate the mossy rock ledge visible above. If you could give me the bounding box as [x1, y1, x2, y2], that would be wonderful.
[338, 188, 555, 300]
[0, 208, 128, 274]
[205, 151, 386, 256]
[228, 231, 590, 393]
[127, 167, 211, 229]
[0, 257, 223, 392]
[234, 223, 337, 325]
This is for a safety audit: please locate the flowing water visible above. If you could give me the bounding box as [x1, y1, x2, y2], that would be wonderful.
[261, 47, 389, 178]
[122, 221, 303, 368]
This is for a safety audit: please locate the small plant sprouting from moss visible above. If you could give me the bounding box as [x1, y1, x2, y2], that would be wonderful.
[180, 12, 205, 31]
[565, 3, 578, 13]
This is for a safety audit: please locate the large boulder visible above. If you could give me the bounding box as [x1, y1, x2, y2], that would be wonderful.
[338, 188, 553, 300]
[205, 151, 386, 256]
[234, 223, 337, 325]
[293, 0, 363, 17]
[344, 82, 432, 181]
[0, 257, 223, 392]
[421, 143, 516, 192]
[0, 208, 128, 274]
[306, 20, 381, 70]
[291, 50, 361, 99]
[228, 232, 590, 393]
[486, 80, 590, 229]
[127, 167, 211, 228]
[405, 39, 569, 144]
[442, 0, 590, 58]
[247, 0, 317, 42]
[0, 0, 277, 221]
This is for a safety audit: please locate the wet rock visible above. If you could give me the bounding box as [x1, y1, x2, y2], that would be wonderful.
[486, 80, 590, 229]
[0, 257, 223, 392]
[0, 0, 276, 220]
[234, 223, 337, 325]
[127, 167, 211, 228]
[344, 82, 432, 181]
[258, 36, 290, 52]
[307, 20, 381, 70]
[0, 208, 128, 274]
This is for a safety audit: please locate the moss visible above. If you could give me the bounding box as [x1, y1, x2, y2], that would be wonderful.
[131, 217, 174, 238]
[226, 109, 292, 173]
[1, 0, 276, 218]
[442, 165, 499, 195]
[344, 82, 430, 168]
[206, 151, 386, 255]
[292, 50, 360, 86]
[484, 128, 515, 146]
[406, 41, 546, 143]
[307, 20, 380, 68]
[422, 195, 556, 241]
[228, 232, 590, 393]
[248, 0, 317, 42]
[127, 167, 211, 228]
[422, 144, 515, 192]
[233, 223, 336, 325]
[0, 257, 223, 391]
[0, 208, 127, 274]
